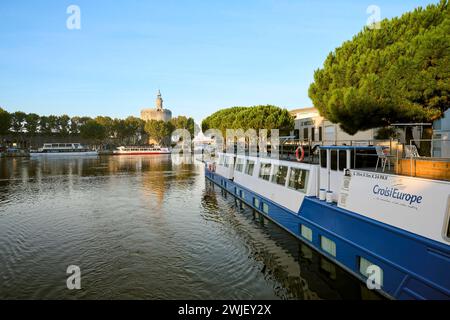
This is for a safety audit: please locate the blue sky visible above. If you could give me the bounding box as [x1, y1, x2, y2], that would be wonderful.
[0, 0, 439, 123]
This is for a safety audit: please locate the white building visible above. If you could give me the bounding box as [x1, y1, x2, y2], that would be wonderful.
[289, 107, 377, 145]
[432, 109, 450, 158]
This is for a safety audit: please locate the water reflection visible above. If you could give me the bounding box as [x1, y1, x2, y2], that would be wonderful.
[202, 182, 383, 300]
[0, 156, 382, 299]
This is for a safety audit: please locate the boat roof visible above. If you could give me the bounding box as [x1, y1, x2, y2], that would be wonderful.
[319, 146, 379, 150]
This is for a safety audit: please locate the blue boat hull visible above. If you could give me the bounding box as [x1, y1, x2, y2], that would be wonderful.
[206, 169, 450, 300]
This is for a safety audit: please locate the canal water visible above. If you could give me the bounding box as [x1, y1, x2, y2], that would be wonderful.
[0, 156, 382, 299]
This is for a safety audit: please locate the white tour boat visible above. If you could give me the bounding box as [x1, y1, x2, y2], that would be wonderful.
[113, 146, 171, 155]
[30, 143, 98, 157]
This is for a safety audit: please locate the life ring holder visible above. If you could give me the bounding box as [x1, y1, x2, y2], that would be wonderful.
[295, 146, 305, 162]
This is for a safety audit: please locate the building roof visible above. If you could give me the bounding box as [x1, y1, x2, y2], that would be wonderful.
[289, 107, 317, 115]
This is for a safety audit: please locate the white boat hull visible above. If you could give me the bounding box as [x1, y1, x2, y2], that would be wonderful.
[30, 151, 98, 157]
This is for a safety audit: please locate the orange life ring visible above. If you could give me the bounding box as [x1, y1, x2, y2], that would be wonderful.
[295, 146, 305, 162]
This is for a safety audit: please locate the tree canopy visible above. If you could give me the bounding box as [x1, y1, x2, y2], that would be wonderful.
[308, 0, 449, 135]
[0, 107, 197, 147]
[79, 120, 107, 142]
[144, 120, 174, 146]
[0, 107, 11, 135]
[170, 116, 195, 137]
[201, 105, 294, 134]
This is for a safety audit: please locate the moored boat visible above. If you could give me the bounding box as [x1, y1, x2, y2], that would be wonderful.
[113, 145, 171, 155]
[30, 143, 98, 156]
[205, 145, 450, 300]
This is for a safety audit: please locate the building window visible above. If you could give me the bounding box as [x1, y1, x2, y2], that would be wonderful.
[259, 163, 272, 181]
[359, 257, 384, 287]
[303, 128, 309, 141]
[300, 225, 313, 242]
[253, 197, 260, 208]
[325, 126, 335, 141]
[288, 168, 309, 193]
[235, 158, 245, 172]
[262, 203, 269, 214]
[319, 127, 323, 141]
[321, 236, 336, 257]
[245, 160, 255, 176]
[271, 165, 288, 186]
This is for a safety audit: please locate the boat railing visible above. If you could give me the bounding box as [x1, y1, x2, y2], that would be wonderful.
[208, 139, 402, 166]
[396, 139, 450, 180]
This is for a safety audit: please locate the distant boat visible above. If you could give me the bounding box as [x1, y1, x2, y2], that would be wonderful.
[30, 143, 98, 156]
[113, 146, 171, 155]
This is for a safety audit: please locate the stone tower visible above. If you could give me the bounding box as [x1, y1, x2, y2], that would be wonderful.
[140, 90, 172, 123]
[156, 90, 163, 111]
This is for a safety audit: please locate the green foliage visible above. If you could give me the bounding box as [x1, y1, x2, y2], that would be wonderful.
[309, 0, 450, 135]
[58, 115, 71, 135]
[95, 116, 115, 138]
[79, 120, 107, 142]
[201, 105, 294, 134]
[11, 111, 26, 133]
[0, 109, 196, 146]
[170, 116, 195, 136]
[38, 116, 52, 135]
[25, 113, 40, 135]
[144, 120, 174, 146]
[0, 107, 11, 135]
[70, 116, 82, 134]
[375, 127, 400, 140]
[47, 115, 59, 133]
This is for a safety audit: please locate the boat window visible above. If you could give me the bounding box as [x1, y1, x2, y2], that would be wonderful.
[259, 163, 272, 181]
[219, 155, 225, 166]
[320, 150, 327, 168]
[353, 149, 379, 169]
[339, 150, 347, 171]
[271, 165, 288, 186]
[331, 150, 338, 170]
[446, 198, 450, 241]
[447, 217, 450, 240]
[262, 203, 269, 214]
[288, 168, 309, 193]
[359, 257, 383, 287]
[235, 158, 245, 172]
[224, 156, 234, 168]
[253, 197, 260, 208]
[245, 160, 255, 176]
[300, 225, 313, 242]
[321, 236, 336, 257]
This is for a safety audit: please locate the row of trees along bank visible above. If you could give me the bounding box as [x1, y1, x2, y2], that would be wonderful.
[0, 108, 195, 148]
[201, 105, 294, 136]
[309, 0, 449, 156]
